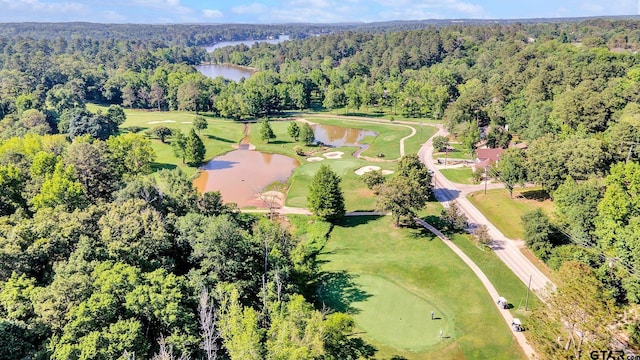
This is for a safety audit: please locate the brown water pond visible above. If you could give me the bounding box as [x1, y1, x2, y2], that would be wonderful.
[312, 124, 377, 148]
[193, 150, 299, 208]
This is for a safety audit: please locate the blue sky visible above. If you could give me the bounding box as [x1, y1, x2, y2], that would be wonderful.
[0, 0, 638, 23]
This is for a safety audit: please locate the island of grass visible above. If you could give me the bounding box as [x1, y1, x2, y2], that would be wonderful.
[317, 215, 526, 360]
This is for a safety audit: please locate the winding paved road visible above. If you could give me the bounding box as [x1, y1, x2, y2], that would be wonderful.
[418, 125, 553, 294]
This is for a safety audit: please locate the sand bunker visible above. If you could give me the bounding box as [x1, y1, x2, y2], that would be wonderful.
[355, 166, 395, 176]
[148, 120, 176, 124]
[182, 121, 192, 124]
[323, 151, 344, 159]
[307, 157, 324, 162]
[355, 165, 381, 175]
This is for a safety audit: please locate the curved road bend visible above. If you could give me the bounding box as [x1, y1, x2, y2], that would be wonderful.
[418, 125, 553, 294]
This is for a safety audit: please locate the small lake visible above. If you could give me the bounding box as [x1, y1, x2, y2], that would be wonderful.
[197, 35, 290, 81]
[204, 35, 290, 52]
[195, 64, 254, 82]
[193, 150, 299, 208]
[312, 124, 377, 148]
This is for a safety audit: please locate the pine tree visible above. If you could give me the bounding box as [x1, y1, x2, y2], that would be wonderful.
[307, 165, 345, 220]
[260, 119, 276, 143]
[287, 121, 300, 141]
[185, 128, 206, 167]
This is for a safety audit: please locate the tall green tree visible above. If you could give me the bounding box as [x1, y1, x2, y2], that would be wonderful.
[30, 161, 85, 211]
[300, 123, 315, 145]
[529, 261, 615, 359]
[107, 133, 156, 177]
[259, 119, 276, 144]
[171, 130, 187, 164]
[185, 128, 205, 167]
[287, 121, 300, 141]
[307, 165, 345, 221]
[496, 148, 527, 198]
[193, 116, 208, 135]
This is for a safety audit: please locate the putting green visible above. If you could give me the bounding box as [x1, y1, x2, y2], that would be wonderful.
[349, 275, 453, 352]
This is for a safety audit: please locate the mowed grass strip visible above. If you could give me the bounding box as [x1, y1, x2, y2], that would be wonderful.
[318, 216, 525, 360]
[449, 233, 541, 322]
[467, 187, 555, 239]
[440, 167, 475, 185]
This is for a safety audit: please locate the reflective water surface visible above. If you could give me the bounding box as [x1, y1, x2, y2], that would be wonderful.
[193, 150, 298, 208]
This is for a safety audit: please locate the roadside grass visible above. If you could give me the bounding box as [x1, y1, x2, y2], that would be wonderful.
[318, 215, 525, 360]
[433, 142, 474, 161]
[312, 107, 441, 124]
[449, 233, 541, 323]
[466, 187, 555, 240]
[440, 167, 476, 185]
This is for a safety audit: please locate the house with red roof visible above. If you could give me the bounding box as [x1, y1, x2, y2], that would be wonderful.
[473, 148, 505, 171]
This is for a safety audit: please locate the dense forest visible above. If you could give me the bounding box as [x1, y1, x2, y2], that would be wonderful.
[4, 18, 640, 358]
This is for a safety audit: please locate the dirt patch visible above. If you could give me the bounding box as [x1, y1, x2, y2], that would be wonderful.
[256, 191, 285, 208]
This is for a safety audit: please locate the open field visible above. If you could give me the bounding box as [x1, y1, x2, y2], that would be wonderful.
[466, 187, 555, 239]
[440, 167, 476, 184]
[318, 215, 525, 360]
[433, 142, 474, 161]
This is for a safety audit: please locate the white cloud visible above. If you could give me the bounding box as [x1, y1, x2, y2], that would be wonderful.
[203, 8, 223, 18]
[131, 0, 191, 14]
[0, 0, 87, 13]
[102, 10, 127, 22]
[231, 3, 267, 15]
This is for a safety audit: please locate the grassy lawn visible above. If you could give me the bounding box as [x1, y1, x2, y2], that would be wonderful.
[433, 143, 474, 161]
[318, 216, 525, 360]
[466, 187, 555, 239]
[440, 167, 476, 185]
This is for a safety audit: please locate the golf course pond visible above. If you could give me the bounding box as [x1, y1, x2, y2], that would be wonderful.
[193, 150, 299, 208]
[193, 122, 378, 208]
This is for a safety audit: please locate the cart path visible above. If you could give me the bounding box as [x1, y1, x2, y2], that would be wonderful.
[415, 218, 536, 359]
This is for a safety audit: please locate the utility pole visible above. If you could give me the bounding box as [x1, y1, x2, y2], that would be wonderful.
[484, 166, 488, 194]
[525, 274, 532, 311]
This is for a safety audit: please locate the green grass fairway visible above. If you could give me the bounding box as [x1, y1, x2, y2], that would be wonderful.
[284, 154, 394, 211]
[404, 125, 436, 155]
[440, 167, 475, 184]
[318, 216, 525, 360]
[467, 187, 555, 239]
[348, 274, 451, 351]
